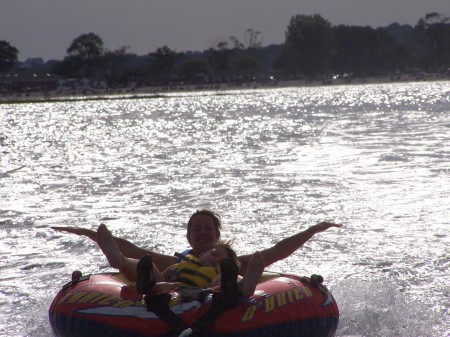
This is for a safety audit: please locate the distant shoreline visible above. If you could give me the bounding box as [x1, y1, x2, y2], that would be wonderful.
[1, 74, 448, 105]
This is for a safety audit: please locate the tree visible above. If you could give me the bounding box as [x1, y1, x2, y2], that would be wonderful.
[67, 33, 104, 77]
[148, 46, 180, 82]
[208, 42, 234, 72]
[176, 58, 209, 81]
[283, 14, 336, 77]
[417, 12, 449, 28]
[51, 55, 83, 78]
[229, 36, 245, 50]
[100, 47, 133, 87]
[331, 25, 399, 76]
[0, 41, 19, 72]
[413, 13, 450, 71]
[244, 29, 263, 49]
[231, 55, 261, 73]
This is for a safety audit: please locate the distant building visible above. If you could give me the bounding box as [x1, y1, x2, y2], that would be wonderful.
[0, 67, 63, 93]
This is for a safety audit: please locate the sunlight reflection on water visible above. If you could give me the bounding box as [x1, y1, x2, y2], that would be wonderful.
[0, 81, 449, 336]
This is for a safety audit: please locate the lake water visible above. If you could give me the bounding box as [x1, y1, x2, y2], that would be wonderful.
[1, 81, 449, 337]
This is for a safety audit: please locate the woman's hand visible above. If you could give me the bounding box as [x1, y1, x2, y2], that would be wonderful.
[313, 222, 343, 233]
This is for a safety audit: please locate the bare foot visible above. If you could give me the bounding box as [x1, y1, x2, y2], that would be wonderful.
[239, 252, 264, 297]
[96, 224, 124, 269]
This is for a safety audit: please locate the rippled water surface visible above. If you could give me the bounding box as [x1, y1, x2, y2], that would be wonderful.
[1, 81, 449, 337]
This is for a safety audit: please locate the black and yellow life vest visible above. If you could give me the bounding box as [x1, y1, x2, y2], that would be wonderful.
[168, 254, 218, 288]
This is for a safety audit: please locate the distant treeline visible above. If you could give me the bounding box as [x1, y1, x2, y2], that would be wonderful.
[2, 12, 450, 87]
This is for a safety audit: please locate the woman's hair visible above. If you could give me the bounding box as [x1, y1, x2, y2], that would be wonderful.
[187, 209, 222, 237]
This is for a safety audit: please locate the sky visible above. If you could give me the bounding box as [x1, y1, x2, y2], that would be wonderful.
[2, 0, 449, 62]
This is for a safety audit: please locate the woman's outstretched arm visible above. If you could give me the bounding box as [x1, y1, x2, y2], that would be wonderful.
[237, 222, 342, 275]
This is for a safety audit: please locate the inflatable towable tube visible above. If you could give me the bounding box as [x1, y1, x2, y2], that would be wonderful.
[49, 271, 339, 337]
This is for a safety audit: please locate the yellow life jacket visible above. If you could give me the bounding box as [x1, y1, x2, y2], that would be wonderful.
[168, 254, 218, 288]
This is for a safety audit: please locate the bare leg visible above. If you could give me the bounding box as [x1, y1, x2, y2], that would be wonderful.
[97, 224, 126, 269]
[153, 282, 182, 292]
[97, 224, 165, 282]
[238, 252, 264, 297]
